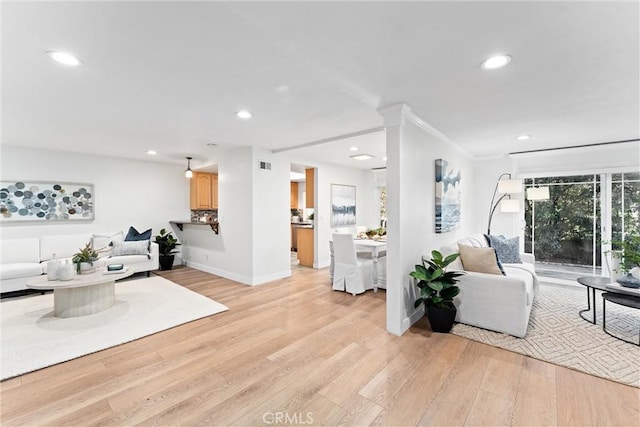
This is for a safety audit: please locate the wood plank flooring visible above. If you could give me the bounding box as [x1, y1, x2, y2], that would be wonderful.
[1, 266, 639, 426]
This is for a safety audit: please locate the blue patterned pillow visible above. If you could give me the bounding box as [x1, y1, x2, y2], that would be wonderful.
[487, 235, 522, 264]
[125, 226, 152, 241]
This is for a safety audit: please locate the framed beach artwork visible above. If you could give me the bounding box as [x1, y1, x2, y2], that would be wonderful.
[435, 159, 461, 233]
[331, 184, 356, 226]
[0, 181, 95, 222]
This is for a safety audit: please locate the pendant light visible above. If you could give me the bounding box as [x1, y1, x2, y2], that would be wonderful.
[185, 157, 193, 178]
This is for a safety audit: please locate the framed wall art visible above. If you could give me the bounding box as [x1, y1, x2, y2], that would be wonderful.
[0, 181, 95, 222]
[435, 159, 461, 233]
[331, 184, 356, 227]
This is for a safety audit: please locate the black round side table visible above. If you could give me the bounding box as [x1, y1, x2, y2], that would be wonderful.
[577, 276, 611, 324]
[602, 292, 640, 346]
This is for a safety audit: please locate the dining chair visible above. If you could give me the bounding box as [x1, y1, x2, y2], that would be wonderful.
[332, 234, 374, 295]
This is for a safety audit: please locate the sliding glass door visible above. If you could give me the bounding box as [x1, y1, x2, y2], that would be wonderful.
[524, 172, 639, 281]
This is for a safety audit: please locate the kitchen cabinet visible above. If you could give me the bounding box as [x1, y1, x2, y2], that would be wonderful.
[190, 172, 218, 210]
[305, 168, 314, 208]
[290, 182, 298, 209]
[297, 227, 314, 267]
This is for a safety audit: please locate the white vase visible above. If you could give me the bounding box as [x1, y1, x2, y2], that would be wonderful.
[59, 263, 75, 281]
[605, 251, 623, 280]
[47, 259, 61, 281]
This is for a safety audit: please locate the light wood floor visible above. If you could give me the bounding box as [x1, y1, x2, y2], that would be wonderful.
[1, 266, 639, 426]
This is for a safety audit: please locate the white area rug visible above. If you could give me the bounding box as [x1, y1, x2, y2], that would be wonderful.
[1, 276, 228, 380]
[452, 283, 640, 388]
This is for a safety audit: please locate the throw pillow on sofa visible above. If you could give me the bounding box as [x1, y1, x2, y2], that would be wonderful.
[485, 234, 522, 264]
[92, 231, 123, 252]
[125, 226, 152, 241]
[111, 240, 150, 257]
[458, 244, 504, 275]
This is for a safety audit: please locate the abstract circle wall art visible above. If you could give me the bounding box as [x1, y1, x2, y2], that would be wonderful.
[0, 181, 94, 222]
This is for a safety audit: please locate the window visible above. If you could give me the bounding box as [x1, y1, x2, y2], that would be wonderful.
[524, 172, 639, 281]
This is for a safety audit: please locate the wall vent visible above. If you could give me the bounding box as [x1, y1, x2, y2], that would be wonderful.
[259, 161, 272, 170]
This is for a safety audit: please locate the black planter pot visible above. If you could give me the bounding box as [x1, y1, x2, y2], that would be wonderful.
[427, 305, 457, 333]
[159, 254, 175, 271]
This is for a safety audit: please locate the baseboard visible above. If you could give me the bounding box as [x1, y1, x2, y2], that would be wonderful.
[402, 307, 425, 333]
[185, 262, 291, 286]
[185, 261, 253, 285]
[316, 259, 331, 269]
[250, 270, 291, 286]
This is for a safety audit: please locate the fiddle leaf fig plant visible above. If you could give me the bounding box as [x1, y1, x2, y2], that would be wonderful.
[154, 228, 180, 257]
[410, 250, 465, 310]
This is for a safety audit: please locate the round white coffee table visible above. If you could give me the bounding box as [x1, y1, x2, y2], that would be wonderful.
[27, 269, 134, 318]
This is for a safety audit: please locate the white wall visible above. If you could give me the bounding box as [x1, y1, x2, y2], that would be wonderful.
[0, 145, 188, 243]
[183, 146, 290, 285]
[251, 147, 291, 282]
[381, 104, 476, 336]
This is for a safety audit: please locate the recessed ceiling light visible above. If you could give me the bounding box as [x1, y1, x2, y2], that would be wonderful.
[350, 154, 375, 161]
[146, 150, 157, 155]
[46, 51, 82, 66]
[383, 156, 388, 161]
[236, 110, 252, 119]
[350, 146, 359, 152]
[516, 135, 531, 141]
[481, 54, 512, 70]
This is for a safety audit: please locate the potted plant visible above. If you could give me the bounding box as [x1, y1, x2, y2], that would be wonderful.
[410, 250, 465, 333]
[155, 228, 181, 271]
[611, 234, 640, 287]
[72, 242, 100, 274]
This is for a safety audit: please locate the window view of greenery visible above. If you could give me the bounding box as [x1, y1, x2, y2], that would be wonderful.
[524, 173, 640, 280]
[612, 173, 640, 244]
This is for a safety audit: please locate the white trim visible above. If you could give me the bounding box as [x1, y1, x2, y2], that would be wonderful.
[187, 261, 291, 286]
[516, 164, 639, 179]
[185, 261, 253, 285]
[316, 259, 331, 269]
[251, 270, 292, 286]
[271, 127, 384, 154]
[402, 307, 425, 335]
[405, 111, 474, 159]
[510, 140, 639, 158]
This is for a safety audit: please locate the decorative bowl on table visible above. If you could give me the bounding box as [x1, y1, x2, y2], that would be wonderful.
[616, 274, 640, 289]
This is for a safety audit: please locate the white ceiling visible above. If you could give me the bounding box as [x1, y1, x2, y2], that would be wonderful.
[2, 2, 638, 171]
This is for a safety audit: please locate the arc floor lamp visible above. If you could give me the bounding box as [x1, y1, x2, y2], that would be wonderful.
[487, 173, 523, 235]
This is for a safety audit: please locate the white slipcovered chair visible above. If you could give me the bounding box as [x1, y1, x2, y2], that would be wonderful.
[332, 234, 374, 296]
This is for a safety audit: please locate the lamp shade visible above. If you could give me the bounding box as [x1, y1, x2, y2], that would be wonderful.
[527, 186, 550, 200]
[497, 178, 523, 194]
[500, 198, 520, 213]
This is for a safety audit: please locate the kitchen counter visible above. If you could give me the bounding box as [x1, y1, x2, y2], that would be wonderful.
[291, 222, 313, 228]
[170, 220, 219, 234]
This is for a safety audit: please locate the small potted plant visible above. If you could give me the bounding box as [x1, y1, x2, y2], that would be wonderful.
[410, 250, 465, 333]
[611, 234, 640, 288]
[72, 242, 101, 274]
[154, 228, 181, 271]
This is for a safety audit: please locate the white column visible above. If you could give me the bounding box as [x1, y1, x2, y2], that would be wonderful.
[379, 103, 414, 336]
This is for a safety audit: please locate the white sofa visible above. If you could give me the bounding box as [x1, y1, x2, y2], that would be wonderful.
[438, 233, 539, 338]
[1, 233, 159, 294]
